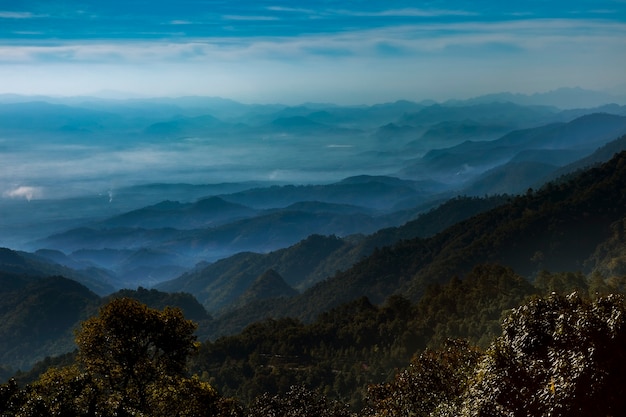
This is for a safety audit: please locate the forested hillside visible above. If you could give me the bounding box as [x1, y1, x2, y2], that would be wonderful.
[3, 276, 625, 416]
[2, 148, 626, 417]
[157, 194, 508, 313]
[2, 0, 626, 410]
[0, 282, 214, 371]
[239, 150, 626, 325]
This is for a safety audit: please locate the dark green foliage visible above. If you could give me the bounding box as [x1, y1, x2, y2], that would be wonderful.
[3, 146, 626, 416]
[248, 385, 351, 417]
[106, 286, 211, 322]
[0, 283, 212, 371]
[415, 264, 536, 348]
[232, 269, 298, 308]
[0, 379, 24, 415]
[413, 150, 626, 296]
[461, 293, 626, 417]
[73, 298, 200, 414]
[362, 292, 626, 417]
[13, 351, 77, 385]
[158, 194, 509, 322]
[158, 234, 349, 312]
[191, 265, 538, 409]
[0, 276, 99, 370]
[391, 195, 511, 241]
[222, 151, 626, 330]
[193, 297, 414, 408]
[533, 270, 588, 294]
[4, 280, 626, 416]
[365, 340, 481, 417]
[0, 298, 228, 416]
[586, 216, 626, 277]
[0, 247, 114, 295]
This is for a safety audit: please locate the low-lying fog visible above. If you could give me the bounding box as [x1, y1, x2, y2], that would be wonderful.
[0, 100, 419, 249]
[1, 134, 399, 200]
[2, 93, 625, 258]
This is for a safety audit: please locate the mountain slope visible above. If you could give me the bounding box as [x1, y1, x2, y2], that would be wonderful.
[219, 176, 424, 210]
[402, 113, 626, 180]
[399, 102, 558, 127]
[546, 134, 626, 181]
[233, 269, 298, 309]
[0, 248, 114, 295]
[213, 150, 626, 327]
[96, 197, 258, 230]
[156, 195, 509, 313]
[461, 161, 559, 196]
[0, 276, 100, 370]
[157, 234, 348, 312]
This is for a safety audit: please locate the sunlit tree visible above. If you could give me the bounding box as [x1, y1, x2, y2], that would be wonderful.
[461, 292, 626, 417]
[1, 298, 231, 416]
[75, 297, 199, 413]
[365, 339, 481, 417]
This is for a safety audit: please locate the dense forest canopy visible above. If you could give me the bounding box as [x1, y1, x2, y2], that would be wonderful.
[2, 288, 626, 416]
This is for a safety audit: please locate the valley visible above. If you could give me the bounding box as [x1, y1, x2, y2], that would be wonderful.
[1, 91, 626, 415]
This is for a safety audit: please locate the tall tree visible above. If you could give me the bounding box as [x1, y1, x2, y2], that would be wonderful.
[75, 297, 199, 413]
[3, 298, 232, 416]
[461, 292, 626, 417]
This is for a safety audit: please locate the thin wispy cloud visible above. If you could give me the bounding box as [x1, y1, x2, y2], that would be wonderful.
[12, 31, 45, 36]
[222, 15, 280, 21]
[2, 18, 622, 63]
[0, 1, 623, 101]
[265, 6, 318, 14]
[170, 20, 193, 25]
[331, 8, 479, 18]
[0, 11, 39, 19]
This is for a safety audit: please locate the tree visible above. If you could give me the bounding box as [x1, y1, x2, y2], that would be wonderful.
[74, 297, 200, 414]
[364, 339, 481, 417]
[0, 378, 26, 416]
[3, 298, 231, 417]
[460, 292, 626, 417]
[247, 385, 351, 417]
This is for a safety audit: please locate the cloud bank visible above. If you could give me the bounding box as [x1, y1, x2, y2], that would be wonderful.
[0, 1, 624, 102]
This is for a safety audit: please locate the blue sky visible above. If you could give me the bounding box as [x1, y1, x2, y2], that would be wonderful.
[1, 1, 625, 103]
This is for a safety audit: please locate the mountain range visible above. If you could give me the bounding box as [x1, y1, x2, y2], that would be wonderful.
[1, 148, 624, 372]
[202, 149, 626, 335]
[2, 91, 626, 374]
[17, 110, 626, 290]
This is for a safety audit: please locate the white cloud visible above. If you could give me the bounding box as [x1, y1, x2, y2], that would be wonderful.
[1, 18, 623, 65]
[331, 8, 479, 17]
[0, 11, 37, 19]
[0, 18, 623, 103]
[222, 15, 280, 21]
[170, 20, 193, 25]
[3, 186, 43, 201]
[266, 6, 317, 14]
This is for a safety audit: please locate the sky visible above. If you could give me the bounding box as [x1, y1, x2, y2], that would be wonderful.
[0, 0, 625, 104]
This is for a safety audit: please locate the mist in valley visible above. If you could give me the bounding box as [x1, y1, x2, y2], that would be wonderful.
[0, 99, 422, 251]
[1, 91, 626, 292]
[3, 5, 626, 413]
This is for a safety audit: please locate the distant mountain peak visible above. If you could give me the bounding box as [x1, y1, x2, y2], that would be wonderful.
[456, 87, 625, 109]
[239, 269, 298, 303]
[338, 174, 411, 187]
